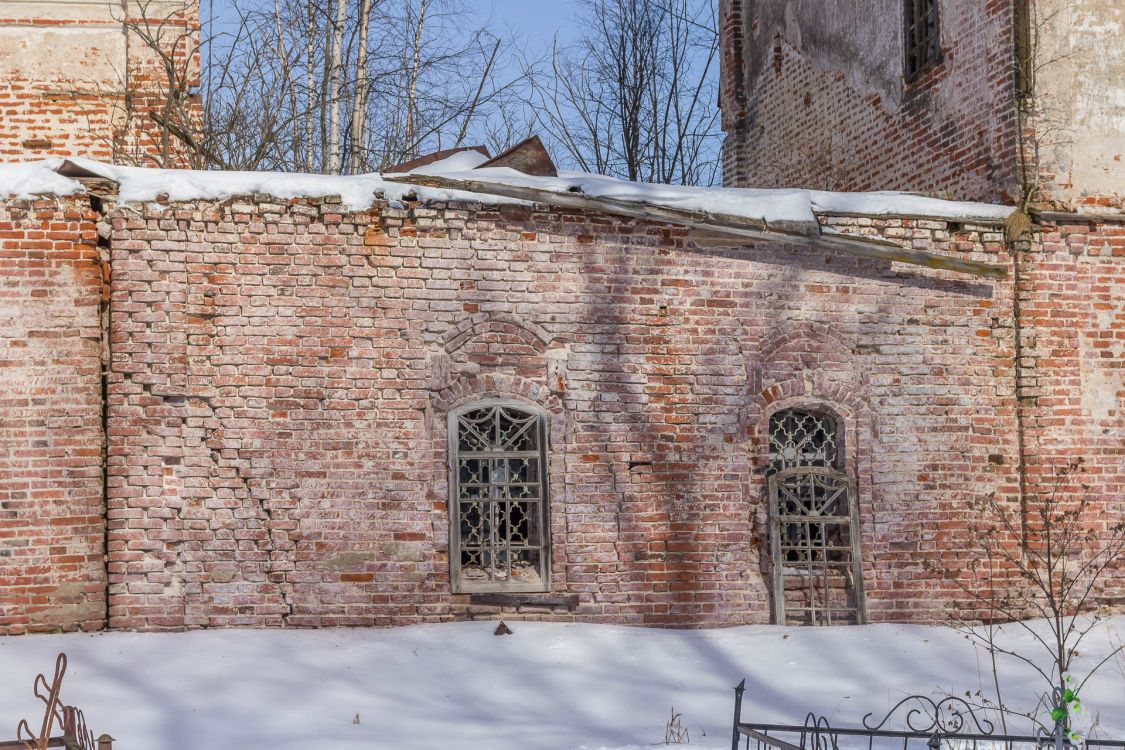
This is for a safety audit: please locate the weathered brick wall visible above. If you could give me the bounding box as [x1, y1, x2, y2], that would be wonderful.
[0, 195, 107, 634]
[117, 2, 202, 167]
[1018, 219, 1125, 605]
[103, 196, 1021, 629]
[719, 0, 1020, 204]
[1022, 0, 1125, 212]
[0, 1, 200, 166]
[0, 1, 124, 162]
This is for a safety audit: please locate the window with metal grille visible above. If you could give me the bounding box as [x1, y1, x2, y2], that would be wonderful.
[768, 409, 839, 473]
[450, 402, 549, 593]
[904, 0, 941, 81]
[766, 409, 865, 625]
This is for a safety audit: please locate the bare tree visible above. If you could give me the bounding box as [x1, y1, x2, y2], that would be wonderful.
[305, 0, 317, 170]
[110, 0, 205, 167]
[527, 0, 721, 186]
[402, 0, 429, 161]
[198, 0, 529, 173]
[325, 0, 347, 173]
[107, 0, 721, 183]
[940, 460, 1125, 739]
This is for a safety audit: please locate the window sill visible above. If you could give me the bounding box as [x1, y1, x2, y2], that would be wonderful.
[457, 578, 549, 595]
[466, 592, 579, 610]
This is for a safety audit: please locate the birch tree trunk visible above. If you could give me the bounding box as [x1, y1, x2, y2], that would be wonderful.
[326, 0, 347, 174]
[403, 0, 428, 159]
[305, 0, 316, 172]
[350, 0, 373, 173]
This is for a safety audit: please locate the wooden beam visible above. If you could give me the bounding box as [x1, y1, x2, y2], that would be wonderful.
[1032, 209, 1125, 224]
[814, 209, 1010, 225]
[386, 173, 1008, 278]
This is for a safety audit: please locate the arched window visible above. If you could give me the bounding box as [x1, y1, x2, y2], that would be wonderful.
[449, 402, 549, 593]
[766, 408, 865, 625]
[768, 409, 840, 473]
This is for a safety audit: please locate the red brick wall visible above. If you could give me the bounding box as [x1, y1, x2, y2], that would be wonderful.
[1, 187, 1119, 632]
[1017, 219, 1125, 605]
[720, 0, 1020, 204]
[103, 197, 1021, 629]
[0, 84, 120, 163]
[0, 196, 106, 634]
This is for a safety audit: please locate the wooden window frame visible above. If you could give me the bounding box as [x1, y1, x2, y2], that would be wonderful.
[766, 408, 866, 625]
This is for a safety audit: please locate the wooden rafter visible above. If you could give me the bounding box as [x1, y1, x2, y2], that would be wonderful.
[386, 173, 1008, 278]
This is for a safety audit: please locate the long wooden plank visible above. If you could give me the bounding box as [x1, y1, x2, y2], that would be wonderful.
[386, 174, 1008, 278]
[814, 209, 1010, 225]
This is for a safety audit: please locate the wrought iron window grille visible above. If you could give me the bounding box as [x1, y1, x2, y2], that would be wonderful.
[766, 409, 864, 625]
[449, 401, 550, 593]
[904, 0, 941, 82]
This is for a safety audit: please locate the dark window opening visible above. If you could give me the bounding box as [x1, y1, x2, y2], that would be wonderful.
[450, 403, 549, 593]
[904, 0, 941, 81]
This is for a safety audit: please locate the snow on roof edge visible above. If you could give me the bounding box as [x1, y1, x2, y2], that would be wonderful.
[0, 159, 85, 200]
[0, 158, 1017, 225]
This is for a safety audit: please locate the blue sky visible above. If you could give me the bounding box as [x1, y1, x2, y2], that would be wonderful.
[466, 0, 580, 45]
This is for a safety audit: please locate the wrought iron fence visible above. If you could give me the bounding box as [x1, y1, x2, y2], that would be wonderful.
[731, 680, 1125, 750]
[1, 653, 113, 750]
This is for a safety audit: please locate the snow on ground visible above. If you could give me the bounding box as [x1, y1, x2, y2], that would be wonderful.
[1, 619, 1121, 750]
[0, 156, 1015, 227]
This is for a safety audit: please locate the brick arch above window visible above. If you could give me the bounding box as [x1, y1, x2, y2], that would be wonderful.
[432, 372, 565, 415]
[438, 312, 565, 392]
[442, 311, 555, 355]
[756, 322, 853, 366]
[750, 321, 856, 394]
[746, 375, 874, 479]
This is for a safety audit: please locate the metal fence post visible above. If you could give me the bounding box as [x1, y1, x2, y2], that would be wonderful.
[62, 707, 76, 740]
[97, 734, 114, 750]
[732, 679, 747, 750]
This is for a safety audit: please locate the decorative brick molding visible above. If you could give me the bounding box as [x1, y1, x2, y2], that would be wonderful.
[442, 311, 555, 354]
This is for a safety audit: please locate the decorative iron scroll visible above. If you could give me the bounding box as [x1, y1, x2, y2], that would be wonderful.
[63, 705, 99, 750]
[1035, 687, 1078, 750]
[16, 653, 67, 750]
[768, 410, 838, 474]
[733, 681, 1122, 750]
[12, 653, 104, 750]
[800, 712, 840, 750]
[862, 695, 996, 735]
